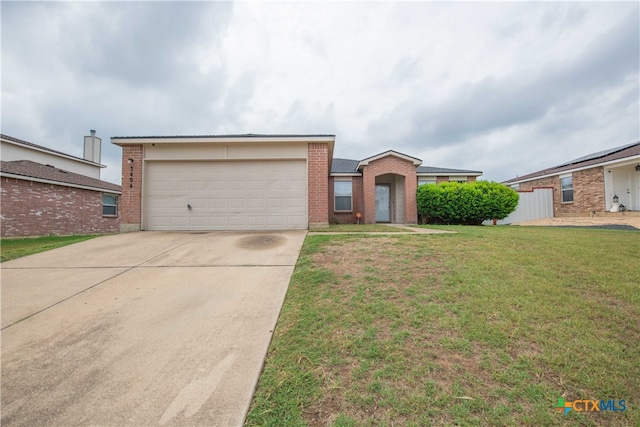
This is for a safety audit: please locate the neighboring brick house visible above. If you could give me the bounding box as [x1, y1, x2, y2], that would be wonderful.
[1, 133, 121, 237]
[112, 135, 482, 231]
[503, 142, 640, 216]
[329, 151, 482, 224]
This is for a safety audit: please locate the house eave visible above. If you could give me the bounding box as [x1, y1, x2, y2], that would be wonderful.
[1, 136, 107, 168]
[111, 135, 336, 145]
[1, 172, 121, 194]
[356, 150, 422, 170]
[416, 172, 483, 177]
[504, 154, 640, 185]
[330, 173, 362, 177]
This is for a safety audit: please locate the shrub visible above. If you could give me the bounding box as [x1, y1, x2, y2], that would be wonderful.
[417, 181, 519, 225]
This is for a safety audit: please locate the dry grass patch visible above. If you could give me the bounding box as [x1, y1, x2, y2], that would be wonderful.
[247, 228, 639, 426]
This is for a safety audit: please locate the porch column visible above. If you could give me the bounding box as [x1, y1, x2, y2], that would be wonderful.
[404, 171, 418, 224]
[362, 167, 376, 224]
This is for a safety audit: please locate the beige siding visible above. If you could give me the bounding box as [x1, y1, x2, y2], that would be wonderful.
[144, 143, 308, 160]
[1, 141, 101, 179]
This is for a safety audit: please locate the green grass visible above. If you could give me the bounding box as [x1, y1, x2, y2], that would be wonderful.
[0, 235, 100, 262]
[311, 224, 407, 232]
[247, 226, 639, 426]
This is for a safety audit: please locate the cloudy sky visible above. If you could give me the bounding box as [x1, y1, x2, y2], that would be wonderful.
[2, 1, 638, 185]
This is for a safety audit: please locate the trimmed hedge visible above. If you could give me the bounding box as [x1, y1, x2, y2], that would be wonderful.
[417, 181, 519, 225]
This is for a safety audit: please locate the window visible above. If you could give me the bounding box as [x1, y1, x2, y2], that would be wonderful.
[418, 177, 437, 186]
[511, 184, 520, 191]
[450, 176, 467, 183]
[334, 180, 352, 212]
[103, 194, 118, 216]
[560, 175, 573, 203]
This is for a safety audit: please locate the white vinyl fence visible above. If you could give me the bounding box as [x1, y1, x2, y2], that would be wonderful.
[486, 187, 554, 225]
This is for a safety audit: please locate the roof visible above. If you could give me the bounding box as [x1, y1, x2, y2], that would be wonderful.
[111, 133, 336, 139]
[357, 150, 422, 170]
[331, 158, 360, 174]
[504, 141, 640, 184]
[417, 165, 483, 175]
[1, 160, 121, 193]
[1, 134, 105, 167]
[331, 157, 482, 175]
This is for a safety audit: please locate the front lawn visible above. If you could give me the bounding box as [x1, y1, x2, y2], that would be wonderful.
[0, 235, 99, 262]
[312, 224, 407, 233]
[247, 226, 639, 426]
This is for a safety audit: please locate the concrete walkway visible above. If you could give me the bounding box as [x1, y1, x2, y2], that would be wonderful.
[308, 224, 454, 235]
[1, 231, 306, 427]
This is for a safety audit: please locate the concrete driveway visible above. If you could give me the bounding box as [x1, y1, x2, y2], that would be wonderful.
[1, 231, 306, 426]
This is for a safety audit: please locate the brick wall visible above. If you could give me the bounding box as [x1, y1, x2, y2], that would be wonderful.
[328, 176, 364, 224]
[519, 166, 605, 215]
[119, 145, 143, 232]
[308, 143, 329, 228]
[362, 156, 418, 224]
[1, 177, 119, 237]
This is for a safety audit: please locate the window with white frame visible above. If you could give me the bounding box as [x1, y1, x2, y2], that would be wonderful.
[511, 183, 520, 190]
[560, 174, 573, 203]
[103, 194, 118, 216]
[334, 180, 353, 212]
[418, 177, 437, 186]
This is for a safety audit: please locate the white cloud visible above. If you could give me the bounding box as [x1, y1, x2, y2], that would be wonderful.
[1, 1, 637, 185]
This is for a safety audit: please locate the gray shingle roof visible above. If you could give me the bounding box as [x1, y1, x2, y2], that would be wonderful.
[417, 165, 482, 174]
[331, 158, 481, 175]
[503, 141, 640, 184]
[1, 160, 121, 193]
[331, 158, 360, 174]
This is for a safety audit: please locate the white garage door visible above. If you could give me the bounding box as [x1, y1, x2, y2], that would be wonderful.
[145, 160, 307, 230]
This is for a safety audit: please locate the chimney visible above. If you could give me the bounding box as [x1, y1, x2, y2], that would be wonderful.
[83, 129, 101, 164]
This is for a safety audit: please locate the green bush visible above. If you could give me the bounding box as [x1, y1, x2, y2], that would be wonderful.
[416, 181, 519, 225]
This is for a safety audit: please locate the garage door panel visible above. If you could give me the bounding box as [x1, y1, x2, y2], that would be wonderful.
[209, 198, 227, 208]
[267, 198, 284, 208]
[145, 160, 307, 230]
[247, 199, 265, 208]
[228, 198, 245, 209]
[287, 198, 305, 208]
[267, 216, 285, 227]
[248, 216, 267, 226]
[168, 216, 188, 227]
[247, 180, 266, 191]
[169, 199, 187, 209]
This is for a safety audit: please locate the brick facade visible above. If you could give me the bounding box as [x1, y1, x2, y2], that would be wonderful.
[519, 166, 605, 215]
[362, 156, 418, 224]
[115, 140, 478, 230]
[119, 145, 143, 232]
[328, 176, 364, 224]
[1, 177, 119, 237]
[308, 143, 330, 228]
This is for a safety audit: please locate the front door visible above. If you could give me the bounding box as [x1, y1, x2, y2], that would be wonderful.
[375, 184, 391, 222]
